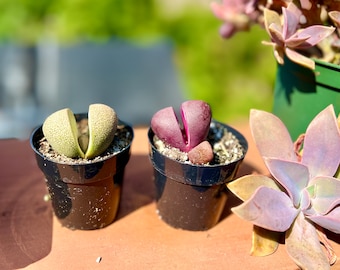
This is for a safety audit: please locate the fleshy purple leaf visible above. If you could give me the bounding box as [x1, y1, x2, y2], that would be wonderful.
[181, 100, 211, 151]
[282, 5, 299, 39]
[250, 109, 297, 161]
[302, 105, 340, 178]
[286, 212, 330, 269]
[151, 100, 211, 152]
[232, 186, 298, 232]
[264, 158, 310, 207]
[307, 176, 340, 215]
[307, 207, 340, 234]
[151, 106, 186, 151]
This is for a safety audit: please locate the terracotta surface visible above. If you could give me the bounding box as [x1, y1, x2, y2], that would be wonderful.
[1, 123, 340, 270]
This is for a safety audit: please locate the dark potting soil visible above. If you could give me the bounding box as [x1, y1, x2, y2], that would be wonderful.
[153, 122, 245, 165]
[38, 123, 132, 164]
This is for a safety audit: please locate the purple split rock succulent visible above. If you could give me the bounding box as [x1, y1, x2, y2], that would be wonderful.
[227, 105, 340, 269]
[151, 100, 213, 164]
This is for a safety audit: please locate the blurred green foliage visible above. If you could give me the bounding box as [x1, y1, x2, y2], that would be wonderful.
[0, 0, 276, 121]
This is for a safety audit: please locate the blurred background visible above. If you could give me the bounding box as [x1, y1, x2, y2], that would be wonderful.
[0, 0, 276, 138]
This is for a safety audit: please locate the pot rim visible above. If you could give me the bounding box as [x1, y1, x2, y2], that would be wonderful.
[30, 118, 134, 165]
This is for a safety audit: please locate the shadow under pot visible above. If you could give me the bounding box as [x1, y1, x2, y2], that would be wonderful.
[30, 115, 133, 230]
[148, 120, 248, 231]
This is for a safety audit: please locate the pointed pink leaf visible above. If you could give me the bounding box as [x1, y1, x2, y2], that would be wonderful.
[286, 212, 329, 269]
[308, 176, 340, 215]
[250, 109, 297, 161]
[268, 23, 284, 46]
[282, 5, 299, 39]
[302, 105, 340, 178]
[295, 25, 335, 48]
[307, 207, 340, 234]
[285, 47, 315, 69]
[265, 158, 309, 207]
[232, 186, 298, 232]
[285, 34, 310, 48]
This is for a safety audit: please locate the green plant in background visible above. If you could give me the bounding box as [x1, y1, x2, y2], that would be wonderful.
[162, 8, 275, 122]
[0, 0, 275, 121]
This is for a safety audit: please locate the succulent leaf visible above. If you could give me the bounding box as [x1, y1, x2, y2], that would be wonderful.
[250, 109, 297, 161]
[307, 176, 340, 215]
[307, 207, 340, 234]
[227, 174, 281, 201]
[151, 100, 211, 152]
[43, 108, 85, 158]
[231, 186, 299, 232]
[85, 104, 118, 159]
[302, 105, 340, 178]
[187, 141, 213, 164]
[264, 158, 310, 208]
[251, 225, 281, 257]
[286, 212, 330, 270]
[284, 47, 315, 70]
[42, 103, 117, 159]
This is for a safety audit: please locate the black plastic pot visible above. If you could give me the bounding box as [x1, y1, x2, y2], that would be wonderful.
[148, 120, 248, 231]
[30, 115, 133, 230]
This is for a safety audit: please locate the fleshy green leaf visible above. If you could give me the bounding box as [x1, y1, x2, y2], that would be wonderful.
[302, 105, 340, 178]
[232, 186, 298, 232]
[85, 104, 117, 159]
[286, 212, 330, 270]
[43, 108, 85, 158]
[227, 175, 282, 201]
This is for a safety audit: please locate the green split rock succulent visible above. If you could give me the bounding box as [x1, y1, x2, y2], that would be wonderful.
[42, 103, 118, 159]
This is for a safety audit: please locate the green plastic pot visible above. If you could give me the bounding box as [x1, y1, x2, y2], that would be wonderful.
[273, 57, 340, 140]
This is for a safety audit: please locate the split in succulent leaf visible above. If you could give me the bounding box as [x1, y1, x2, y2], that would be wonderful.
[151, 100, 211, 152]
[42, 103, 118, 159]
[151, 100, 213, 164]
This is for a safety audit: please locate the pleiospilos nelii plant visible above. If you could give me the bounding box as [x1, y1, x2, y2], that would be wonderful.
[42, 103, 117, 159]
[151, 100, 214, 164]
[149, 100, 247, 231]
[228, 105, 340, 269]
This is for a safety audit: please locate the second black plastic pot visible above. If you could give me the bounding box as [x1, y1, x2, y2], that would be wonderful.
[148, 120, 248, 231]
